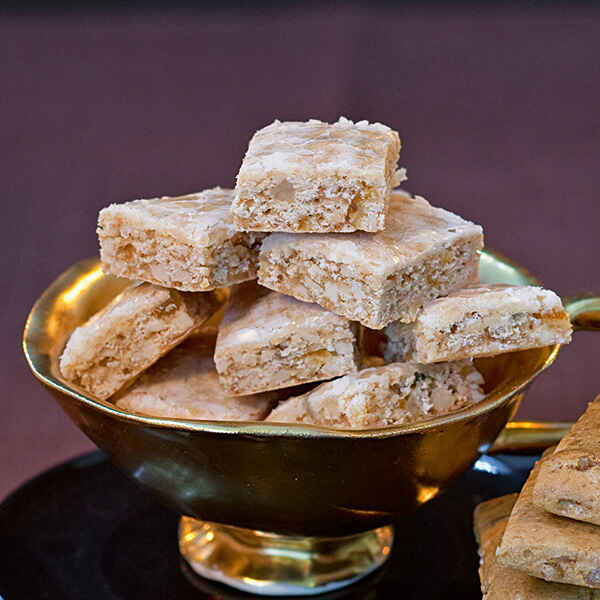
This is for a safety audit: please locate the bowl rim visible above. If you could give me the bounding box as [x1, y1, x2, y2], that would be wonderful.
[23, 248, 561, 440]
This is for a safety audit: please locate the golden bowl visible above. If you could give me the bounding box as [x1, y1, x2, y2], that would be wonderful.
[23, 250, 600, 596]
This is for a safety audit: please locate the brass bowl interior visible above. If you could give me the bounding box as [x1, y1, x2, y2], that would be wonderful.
[23, 250, 562, 535]
[24, 250, 555, 438]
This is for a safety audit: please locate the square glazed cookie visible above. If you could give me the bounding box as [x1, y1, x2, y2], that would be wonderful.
[258, 191, 483, 329]
[115, 330, 284, 421]
[232, 117, 402, 233]
[266, 360, 484, 428]
[59, 283, 219, 400]
[533, 397, 600, 526]
[383, 284, 572, 363]
[214, 282, 359, 395]
[98, 187, 265, 291]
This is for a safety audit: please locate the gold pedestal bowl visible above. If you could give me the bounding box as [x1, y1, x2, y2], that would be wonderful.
[23, 250, 600, 596]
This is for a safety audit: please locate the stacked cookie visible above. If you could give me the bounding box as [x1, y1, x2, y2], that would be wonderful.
[474, 397, 600, 598]
[60, 117, 572, 428]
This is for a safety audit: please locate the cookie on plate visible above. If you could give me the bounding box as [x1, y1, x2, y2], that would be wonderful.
[534, 397, 600, 526]
[497, 454, 600, 588]
[474, 493, 599, 599]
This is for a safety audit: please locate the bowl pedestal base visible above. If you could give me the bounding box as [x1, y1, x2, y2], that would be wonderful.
[179, 517, 394, 596]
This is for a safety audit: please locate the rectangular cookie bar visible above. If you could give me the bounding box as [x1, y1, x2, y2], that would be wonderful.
[533, 397, 600, 526]
[383, 284, 572, 363]
[474, 494, 599, 599]
[232, 117, 402, 233]
[497, 454, 600, 588]
[214, 282, 359, 395]
[59, 283, 219, 400]
[259, 191, 483, 329]
[98, 187, 265, 291]
[266, 360, 484, 428]
[116, 330, 284, 421]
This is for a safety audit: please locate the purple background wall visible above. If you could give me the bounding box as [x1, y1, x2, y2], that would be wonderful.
[2, 3, 598, 499]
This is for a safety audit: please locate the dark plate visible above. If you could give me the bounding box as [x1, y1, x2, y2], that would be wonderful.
[0, 451, 538, 599]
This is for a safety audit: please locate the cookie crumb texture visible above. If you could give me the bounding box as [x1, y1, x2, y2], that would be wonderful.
[59, 283, 218, 400]
[266, 360, 484, 428]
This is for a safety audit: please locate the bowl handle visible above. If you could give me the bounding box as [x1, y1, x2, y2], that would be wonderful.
[490, 294, 600, 453]
[490, 422, 573, 453]
[564, 294, 600, 331]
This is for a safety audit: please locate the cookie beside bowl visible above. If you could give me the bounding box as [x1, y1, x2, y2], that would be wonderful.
[23, 250, 600, 596]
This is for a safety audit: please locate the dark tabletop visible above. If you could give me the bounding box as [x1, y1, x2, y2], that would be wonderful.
[0, 450, 539, 599]
[2, 2, 599, 499]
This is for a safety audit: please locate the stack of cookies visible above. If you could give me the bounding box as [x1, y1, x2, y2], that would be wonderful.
[59, 117, 572, 428]
[474, 396, 600, 599]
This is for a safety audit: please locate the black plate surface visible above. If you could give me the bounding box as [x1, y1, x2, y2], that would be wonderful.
[0, 451, 538, 599]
